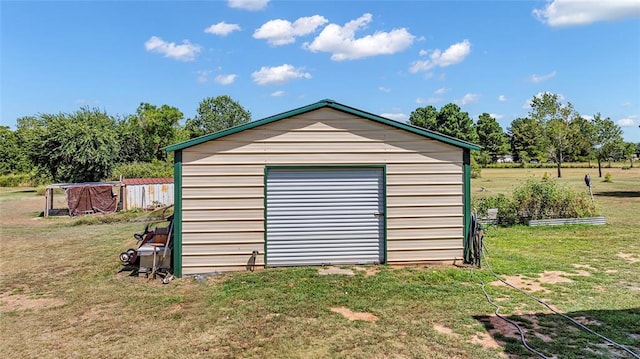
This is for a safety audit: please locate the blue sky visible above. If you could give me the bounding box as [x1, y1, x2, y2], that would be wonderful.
[2, 0, 639, 142]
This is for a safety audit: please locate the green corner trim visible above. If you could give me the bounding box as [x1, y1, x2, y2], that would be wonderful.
[462, 149, 472, 263]
[164, 99, 479, 153]
[381, 165, 388, 265]
[173, 151, 183, 277]
[263, 166, 268, 268]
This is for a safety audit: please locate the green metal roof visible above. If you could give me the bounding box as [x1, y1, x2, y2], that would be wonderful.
[165, 99, 480, 152]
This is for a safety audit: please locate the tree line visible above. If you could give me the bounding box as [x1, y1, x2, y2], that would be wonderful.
[409, 92, 638, 178]
[1, 92, 637, 184]
[0, 96, 251, 183]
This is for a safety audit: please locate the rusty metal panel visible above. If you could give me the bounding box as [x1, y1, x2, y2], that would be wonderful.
[124, 183, 174, 210]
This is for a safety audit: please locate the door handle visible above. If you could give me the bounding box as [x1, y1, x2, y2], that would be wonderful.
[374, 212, 385, 217]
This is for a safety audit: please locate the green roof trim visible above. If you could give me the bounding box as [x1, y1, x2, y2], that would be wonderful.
[165, 99, 480, 152]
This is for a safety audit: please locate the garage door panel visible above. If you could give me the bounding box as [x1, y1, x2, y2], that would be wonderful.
[266, 168, 384, 267]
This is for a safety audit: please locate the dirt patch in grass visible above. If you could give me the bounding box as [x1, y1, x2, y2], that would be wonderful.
[433, 324, 455, 335]
[330, 307, 378, 322]
[353, 266, 378, 277]
[491, 270, 592, 293]
[318, 267, 354, 276]
[471, 331, 506, 354]
[573, 316, 602, 326]
[568, 269, 591, 277]
[616, 252, 640, 264]
[521, 314, 554, 343]
[572, 263, 595, 270]
[539, 271, 575, 283]
[0, 293, 65, 312]
[484, 315, 520, 341]
[490, 275, 550, 293]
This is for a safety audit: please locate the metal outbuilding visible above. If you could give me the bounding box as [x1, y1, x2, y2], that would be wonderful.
[165, 100, 479, 277]
[120, 178, 174, 210]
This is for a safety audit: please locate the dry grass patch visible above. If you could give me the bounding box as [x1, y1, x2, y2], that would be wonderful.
[330, 307, 378, 322]
[0, 293, 66, 312]
[617, 252, 640, 264]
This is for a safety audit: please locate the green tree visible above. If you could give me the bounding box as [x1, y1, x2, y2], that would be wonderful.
[622, 142, 636, 168]
[0, 126, 30, 174]
[122, 103, 186, 162]
[410, 103, 477, 143]
[508, 117, 546, 165]
[565, 114, 595, 163]
[22, 108, 119, 183]
[185, 95, 251, 138]
[476, 113, 509, 164]
[528, 93, 577, 177]
[436, 103, 479, 144]
[409, 105, 438, 130]
[591, 113, 624, 177]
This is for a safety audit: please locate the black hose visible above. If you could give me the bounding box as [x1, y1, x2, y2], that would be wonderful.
[478, 273, 549, 358]
[482, 247, 640, 359]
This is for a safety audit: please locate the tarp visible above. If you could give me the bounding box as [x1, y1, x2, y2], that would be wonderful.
[66, 184, 117, 216]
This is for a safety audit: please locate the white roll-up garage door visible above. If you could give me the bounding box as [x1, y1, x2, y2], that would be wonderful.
[266, 168, 384, 267]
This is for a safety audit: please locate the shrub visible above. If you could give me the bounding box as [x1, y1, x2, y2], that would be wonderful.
[470, 156, 482, 179]
[604, 172, 613, 183]
[71, 208, 144, 226]
[474, 176, 598, 226]
[473, 194, 518, 226]
[512, 176, 597, 221]
[111, 160, 173, 180]
[0, 173, 31, 187]
[622, 166, 630, 170]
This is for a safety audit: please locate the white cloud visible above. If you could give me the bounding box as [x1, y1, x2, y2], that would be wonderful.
[617, 118, 636, 127]
[410, 39, 471, 73]
[144, 36, 201, 61]
[252, 64, 312, 85]
[254, 15, 328, 46]
[618, 115, 639, 127]
[622, 102, 633, 107]
[228, 0, 268, 11]
[304, 13, 415, 61]
[533, 0, 640, 27]
[529, 70, 557, 83]
[498, 95, 508, 102]
[434, 87, 448, 95]
[416, 97, 443, 104]
[581, 115, 594, 121]
[457, 93, 479, 105]
[271, 91, 285, 97]
[418, 49, 428, 56]
[489, 113, 504, 120]
[215, 74, 237, 85]
[196, 70, 211, 83]
[205, 22, 241, 36]
[380, 113, 408, 121]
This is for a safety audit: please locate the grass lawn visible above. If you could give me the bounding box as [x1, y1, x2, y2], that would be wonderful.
[1, 167, 639, 358]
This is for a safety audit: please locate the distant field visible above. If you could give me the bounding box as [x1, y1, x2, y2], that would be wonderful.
[1, 167, 639, 358]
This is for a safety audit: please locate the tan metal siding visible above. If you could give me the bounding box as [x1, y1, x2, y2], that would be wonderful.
[181, 108, 463, 274]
